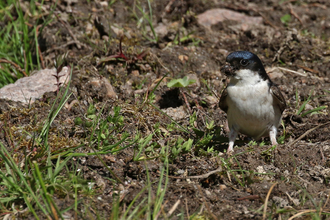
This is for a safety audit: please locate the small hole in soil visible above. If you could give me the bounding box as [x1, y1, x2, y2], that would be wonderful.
[158, 88, 183, 109]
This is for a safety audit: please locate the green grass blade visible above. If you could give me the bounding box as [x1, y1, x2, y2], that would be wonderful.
[23, 193, 40, 220]
[53, 155, 73, 178]
[123, 187, 148, 219]
[297, 88, 314, 115]
[39, 65, 73, 141]
[0, 143, 49, 215]
[126, 198, 148, 220]
[301, 106, 327, 117]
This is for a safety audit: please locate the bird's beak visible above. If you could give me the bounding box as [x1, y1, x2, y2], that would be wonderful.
[221, 63, 234, 76]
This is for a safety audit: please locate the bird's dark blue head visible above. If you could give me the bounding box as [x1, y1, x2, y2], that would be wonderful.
[222, 51, 270, 81]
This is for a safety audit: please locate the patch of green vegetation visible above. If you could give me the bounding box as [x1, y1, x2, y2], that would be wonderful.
[295, 88, 328, 117]
[190, 113, 217, 156]
[0, 0, 54, 87]
[259, 183, 330, 219]
[169, 31, 202, 47]
[170, 137, 193, 160]
[219, 153, 275, 188]
[0, 67, 137, 217]
[301, 29, 316, 38]
[109, 146, 169, 219]
[260, 144, 277, 162]
[0, 67, 89, 219]
[167, 76, 196, 88]
[277, 120, 287, 144]
[248, 140, 266, 147]
[132, 0, 158, 44]
[280, 14, 291, 26]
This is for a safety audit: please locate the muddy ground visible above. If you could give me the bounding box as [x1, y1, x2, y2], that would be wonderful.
[2, 0, 330, 219]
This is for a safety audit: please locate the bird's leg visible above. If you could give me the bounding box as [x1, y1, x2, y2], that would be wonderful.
[269, 126, 278, 145]
[228, 129, 238, 152]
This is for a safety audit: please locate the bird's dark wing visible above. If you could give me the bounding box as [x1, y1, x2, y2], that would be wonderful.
[270, 85, 286, 113]
[219, 87, 228, 113]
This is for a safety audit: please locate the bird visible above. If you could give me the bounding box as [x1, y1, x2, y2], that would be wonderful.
[219, 51, 286, 152]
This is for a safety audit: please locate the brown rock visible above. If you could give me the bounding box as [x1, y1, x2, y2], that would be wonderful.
[102, 77, 118, 99]
[197, 9, 263, 29]
[163, 106, 187, 120]
[90, 77, 118, 100]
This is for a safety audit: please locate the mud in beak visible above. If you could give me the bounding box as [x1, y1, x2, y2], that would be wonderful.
[221, 63, 234, 77]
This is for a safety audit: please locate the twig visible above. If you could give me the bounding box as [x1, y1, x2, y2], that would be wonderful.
[163, 0, 175, 14]
[297, 64, 319, 74]
[290, 4, 303, 25]
[45, 40, 89, 54]
[0, 58, 28, 77]
[297, 176, 311, 186]
[277, 67, 307, 77]
[288, 122, 330, 147]
[197, 185, 218, 220]
[185, 198, 190, 219]
[286, 192, 300, 206]
[36, 24, 45, 69]
[119, 185, 132, 202]
[237, 195, 261, 201]
[65, 100, 79, 111]
[180, 90, 192, 114]
[211, 89, 220, 100]
[323, 194, 330, 210]
[142, 82, 152, 104]
[167, 200, 181, 217]
[258, 12, 278, 29]
[263, 182, 277, 220]
[302, 3, 327, 9]
[154, 55, 170, 72]
[56, 14, 81, 49]
[166, 166, 222, 179]
[287, 209, 317, 220]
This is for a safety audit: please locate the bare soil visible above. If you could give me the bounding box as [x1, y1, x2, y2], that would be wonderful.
[1, 0, 330, 219]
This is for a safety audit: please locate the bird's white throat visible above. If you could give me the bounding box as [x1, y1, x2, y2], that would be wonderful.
[229, 69, 264, 86]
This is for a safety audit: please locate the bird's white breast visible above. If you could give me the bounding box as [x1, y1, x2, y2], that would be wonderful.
[226, 70, 281, 139]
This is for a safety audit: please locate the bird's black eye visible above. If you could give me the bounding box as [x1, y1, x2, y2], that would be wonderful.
[240, 59, 249, 66]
